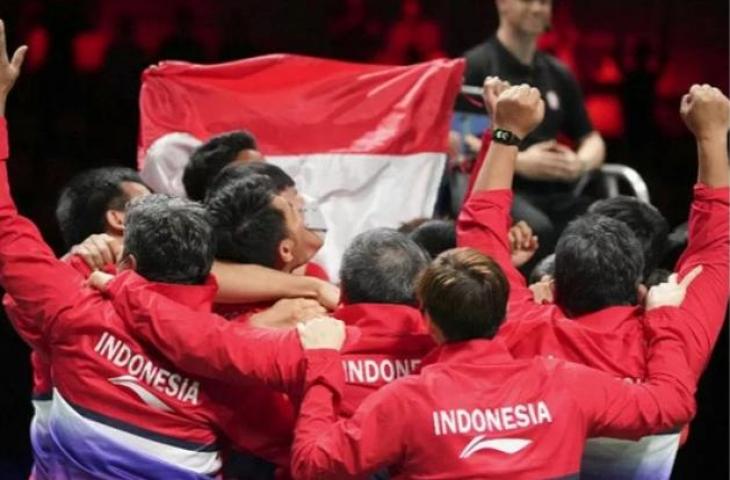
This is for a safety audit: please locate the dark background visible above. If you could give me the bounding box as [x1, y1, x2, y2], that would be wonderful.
[0, 0, 727, 478]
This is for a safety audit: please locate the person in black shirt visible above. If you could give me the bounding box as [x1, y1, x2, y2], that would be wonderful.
[457, 0, 606, 268]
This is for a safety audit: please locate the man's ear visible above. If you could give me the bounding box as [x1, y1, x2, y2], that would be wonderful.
[637, 283, 648, 306]
[278, 238, 295, 266]
[117, 253, 137, 273]
[105, 209, 126, 235]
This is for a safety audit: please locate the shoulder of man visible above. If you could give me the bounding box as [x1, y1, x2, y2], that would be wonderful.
[537, 51, 579, 84]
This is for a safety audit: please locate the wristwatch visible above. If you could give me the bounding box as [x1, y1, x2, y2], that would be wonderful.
[492, 128, 522, 146]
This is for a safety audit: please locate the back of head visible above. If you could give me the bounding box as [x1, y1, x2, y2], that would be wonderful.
[55, 167, 145, 249]
[123, 195, 214, 285]
[529, 253, 555, 284]
[340, 228, 429, 306]
[206, 174, 284, 267]
[554, 214, 644, 317]
[208, 162, 294, 198]
[588, 196, 668, 278]
[409, 219, 456, 259]
[416, 248, 509, 342]
[183, 130, 258, 201]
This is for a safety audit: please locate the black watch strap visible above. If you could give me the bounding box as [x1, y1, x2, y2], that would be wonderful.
[492, 128, 522, 146]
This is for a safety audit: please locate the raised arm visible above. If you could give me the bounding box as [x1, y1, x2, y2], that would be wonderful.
[103, 270, 308, 394]
[457, 79, 546, 304]
[667, 84, 730, 378]
[567, 305, 696, 439]
[0, 22, 88, 346]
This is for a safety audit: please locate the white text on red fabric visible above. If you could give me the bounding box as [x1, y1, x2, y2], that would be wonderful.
[342, 358, 422, 385]
[433, 401, 553, 436]
[94, 331, 200, 406]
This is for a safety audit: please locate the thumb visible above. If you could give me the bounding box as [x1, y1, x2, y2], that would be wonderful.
[10, 45, 27, 70]
[679, 265, 703, 290]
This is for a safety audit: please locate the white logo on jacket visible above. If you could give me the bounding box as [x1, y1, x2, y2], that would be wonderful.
[459, 436, 532, 458]
[94, 331, 200, 407]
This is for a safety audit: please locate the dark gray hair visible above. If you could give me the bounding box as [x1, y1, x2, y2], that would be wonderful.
[123, 194, 215, 285]
[340, 228, 429, 306]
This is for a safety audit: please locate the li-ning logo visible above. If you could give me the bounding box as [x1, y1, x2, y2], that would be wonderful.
[459, 436, 532, 458]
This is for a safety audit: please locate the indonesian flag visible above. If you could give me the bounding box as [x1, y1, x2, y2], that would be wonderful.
[138, 54, 465, 280]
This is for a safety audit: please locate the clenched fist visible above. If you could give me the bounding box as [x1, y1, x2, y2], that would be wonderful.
[680, 84, 730, 141]
[493, 84, 546, 140]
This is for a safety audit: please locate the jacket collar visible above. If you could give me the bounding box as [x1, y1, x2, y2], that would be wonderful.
[572, 305, 641, 330]
[334, 303, 429, 336]
[421, 338, 514, 368]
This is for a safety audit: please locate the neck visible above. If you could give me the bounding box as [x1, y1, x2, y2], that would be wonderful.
[496, 24, 538, 65]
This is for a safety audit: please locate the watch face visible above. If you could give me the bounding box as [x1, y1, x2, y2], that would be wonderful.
[495, 130, 509, 141]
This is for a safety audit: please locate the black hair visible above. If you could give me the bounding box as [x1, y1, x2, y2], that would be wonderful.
[123, 194, 214, 285]
[554, 214, 644, 317]
[529, 253, 555, 284]
[207, 162, 294, 198]
[183, 130, 258, 201]
[588, 196, 669, 279]
[340, 228, 429, 306]
[55, 167, 145, 249]
[205, 174, 286, 268]
[408, 219, 456, 259]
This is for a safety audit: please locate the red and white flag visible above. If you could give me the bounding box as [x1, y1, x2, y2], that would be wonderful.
[138, 54, 465, 279]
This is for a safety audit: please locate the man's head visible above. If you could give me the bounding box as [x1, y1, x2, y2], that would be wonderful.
[496, 0, 552, 37]
[588, 196, 669, 279]
[183, 130, 262, 201]
[55, 167, 150, 249]
[120, 194, 214, 285]
[206, 174, 312, 271]
[416, 248, 509, 343]
[408, 219, 456, 260]
[340, 228, 429, 306]
[209, 163, 325, 259]
[554, 214, 644, 317]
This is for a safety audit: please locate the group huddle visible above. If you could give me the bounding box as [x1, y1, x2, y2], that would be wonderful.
[0, 19, 728, 480]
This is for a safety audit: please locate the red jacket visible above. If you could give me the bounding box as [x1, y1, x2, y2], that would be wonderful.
[0, 117, 299, 479]
[331, 303, 435, 416]
[456, 187, 728, 478]
[457, 188, 728, 384]
[291, 317, 695, 480]
[108, 287, 438, 417]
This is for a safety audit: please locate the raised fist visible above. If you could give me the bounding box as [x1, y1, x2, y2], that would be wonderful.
[680, 84, 730, 141]
[482, 76, 512, 117]
[493, 84, 545, 140]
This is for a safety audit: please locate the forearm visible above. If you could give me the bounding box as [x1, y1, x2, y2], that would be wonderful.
[696, 136, 729, 187]
[110, 276, 305, 391]
[213, 261, 326, 304]
[0, 118, 84, 323]
[472, 143, 519, 193]
[292, 350, 351, 480]
[589, 308, 696, 438]
[576, 131, 606, 171]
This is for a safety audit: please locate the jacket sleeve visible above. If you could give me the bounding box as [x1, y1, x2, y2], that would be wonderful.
[291, 350, 408, 480]
[106, 273, 306, 394]
[0, 117, 87, 346]
[670, 184, 729, 379]
[457, 189, 543, 313]
[566, 307, 696, 439]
